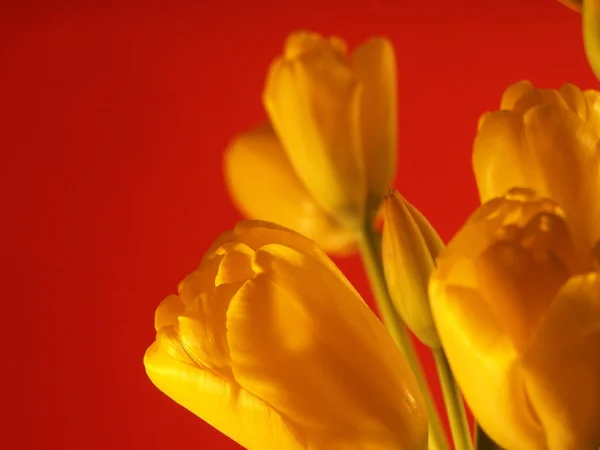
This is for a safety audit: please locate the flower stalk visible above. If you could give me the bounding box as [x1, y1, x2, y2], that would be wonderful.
[357, 224, 449, 450]
[432, 348, 473, 450]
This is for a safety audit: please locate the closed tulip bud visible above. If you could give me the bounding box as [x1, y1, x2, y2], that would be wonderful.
[263, 31, 397, 230]
[382, 190, 444, 348]
[473, 81, 600, 262]
[429, 188, 600, 450]
[144, 221, 428, 450]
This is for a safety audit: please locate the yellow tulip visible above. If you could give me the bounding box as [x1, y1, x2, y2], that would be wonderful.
[429, 188, 600, 450]
[144, 220, 428, 450]
[224, 124, 357, 254]
[261, 30, 397, 230]
[473, 81, 600, 264]
[381, 190, 444, 348]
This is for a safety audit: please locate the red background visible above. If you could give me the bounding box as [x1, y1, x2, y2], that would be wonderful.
[1, 1, 594, 449]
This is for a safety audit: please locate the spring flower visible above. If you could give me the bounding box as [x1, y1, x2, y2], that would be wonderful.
[381, 190, 444, 348]
[225, 31, 397, 252]
[473, 81, 600, 263]
[429, 188, 600, 449]
[144, 221, 428, 450]
[224, 125, 357, 254]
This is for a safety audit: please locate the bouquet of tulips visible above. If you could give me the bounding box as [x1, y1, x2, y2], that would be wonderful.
[143, 2, 600, 449]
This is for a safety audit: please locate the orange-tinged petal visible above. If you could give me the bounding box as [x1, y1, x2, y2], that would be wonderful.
[428, 282, 543, 449]
[352, 38, 397, 209]
[264, 31, 366, 229]
[429, 191, 581, 449]
[228, 243, 427, 448]
[475, 238, 569, 352]
[144, 337, 305, 450]
[154, 294, 184, 330]
[499, 80, 535, 111]
[472, 110, 526, 202]
[522, 272, 600, 449]
[473, 84, 600, 260]
[224, 125, 356, 254]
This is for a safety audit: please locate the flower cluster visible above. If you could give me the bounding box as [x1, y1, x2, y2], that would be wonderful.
[144, 4, 600, 450]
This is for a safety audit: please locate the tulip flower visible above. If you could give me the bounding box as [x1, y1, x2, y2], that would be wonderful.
[381, 190, 444, 348]
[429, 188, 600, 450]
[144, 220, 428, 450]
[224, 125, 357, 254]
[473, 81, 600, 264]
[225, 31, 397, 252]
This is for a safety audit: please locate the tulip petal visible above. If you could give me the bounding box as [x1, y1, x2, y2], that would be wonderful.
[499, 80, 534, 111]
[154, 294, 185, 331]
[264, 33, 366, 227]
[475, 240, 569, 351]
[473, 101, 600, 258]
[429, 192, 582, 449]
[522, 272, 600, 449]
[429, 280, 544, 449]
[352, 38, 397, 207]
[523, 105, 600, 255]
[144, 337, 305, 450]
[226, 243, 428, 449]
[472, 110, 527, 203]
[224, 125, 356, 254]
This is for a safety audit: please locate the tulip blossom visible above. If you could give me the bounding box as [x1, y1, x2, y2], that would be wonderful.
[381, 190, 444, 348]
[473, 81, 600, 263]
[429, 188, 600, 449]
[224, 125, 357, 254]
[225, 31, 397, 253]
[144, 221, 428, 450]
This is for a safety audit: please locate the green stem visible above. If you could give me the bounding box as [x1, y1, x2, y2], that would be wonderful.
[357, 227, 449, 450]
[433, 349, 473, 450]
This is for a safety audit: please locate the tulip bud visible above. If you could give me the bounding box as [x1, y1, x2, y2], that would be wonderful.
[430, 188, 600, 450]
[382, 190, 444, 348]
[145, 220, 428, 450]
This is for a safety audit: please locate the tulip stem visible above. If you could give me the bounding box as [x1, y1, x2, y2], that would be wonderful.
[433, 348, 473, 450]
[358, 227, 449, 450]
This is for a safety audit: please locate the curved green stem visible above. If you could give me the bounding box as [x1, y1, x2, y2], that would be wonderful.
[357, 227, 449, 450]
[433, 349, 473, 450]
